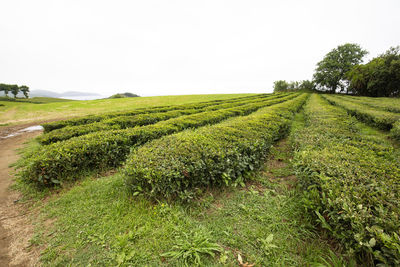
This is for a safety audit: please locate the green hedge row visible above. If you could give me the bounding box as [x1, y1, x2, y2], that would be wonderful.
[38, 109, 198, 145]
[21, 93, 298, 185]
[323, 94, 400, 131]
[41, 94, 270, 132]
[123, 93, 308, 200]
[291, 94, 400, 265]
[337, 95, 400, 113]
[37, 94, 288, 144]
[391, 120, 400, 141]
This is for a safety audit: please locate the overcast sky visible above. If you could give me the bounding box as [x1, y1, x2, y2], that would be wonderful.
[1, 0, 399, 97]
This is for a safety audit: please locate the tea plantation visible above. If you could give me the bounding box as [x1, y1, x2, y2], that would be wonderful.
[11, 93, 400, 266]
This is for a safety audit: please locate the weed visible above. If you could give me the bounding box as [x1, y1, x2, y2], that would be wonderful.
[161, 229, 222, 266]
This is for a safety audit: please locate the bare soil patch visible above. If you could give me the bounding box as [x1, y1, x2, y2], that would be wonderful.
[0, 129, 42, 266]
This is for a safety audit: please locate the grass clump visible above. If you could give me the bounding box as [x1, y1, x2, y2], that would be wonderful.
[161, 229, 222, 266]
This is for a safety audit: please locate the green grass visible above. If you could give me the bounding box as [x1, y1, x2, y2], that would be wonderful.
[22, 97, 75, 103]
[0, 96, 74, 103]
[26, 115, 353, 266]
[0, 94, 254, 126]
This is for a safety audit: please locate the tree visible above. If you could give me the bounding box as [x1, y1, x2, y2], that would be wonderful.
[287, 81, 300, 91]
[347, 46, 400, 97]
[0, 83, 10, 96]
[273, 80, 290, 92]
[313, 43, 368, 94]
[10, 84, 20, 98]
[19, 85, 30, 98]
[298, 80, 315, 91]
[273, 80, 314, 92]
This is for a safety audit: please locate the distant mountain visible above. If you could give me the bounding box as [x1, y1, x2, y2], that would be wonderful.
[0, 91, 25, 97]
[0, 89, 104, 100]
[60, 91, 101, 97]
[29, 90, 101, 98]
[28, 90, 61, 98]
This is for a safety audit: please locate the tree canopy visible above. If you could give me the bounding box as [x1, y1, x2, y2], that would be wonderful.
[273, 80, 314, 92]
[109, 92, 140, 98]
[0, 83, 30, 98]
[313, 43, 368, 93]
[347, 46, 400, 97]
[273, 80, 290, 92]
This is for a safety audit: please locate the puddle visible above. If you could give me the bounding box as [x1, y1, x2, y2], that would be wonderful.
[20, 125, 44, 132]
[1, 125, 44, 139]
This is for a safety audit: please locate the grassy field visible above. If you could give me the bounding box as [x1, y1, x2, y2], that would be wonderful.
[0, 94, 253, 126]
[0, 96, 75, 103]
[8, 92, 400, 266]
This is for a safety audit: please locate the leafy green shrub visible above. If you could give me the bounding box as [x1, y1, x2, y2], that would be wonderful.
[41, 94, 271, 132]
[391, 120, 400, 141]
[20, 93, 298, 185]
[123, 94, 308, 200]
[291, 94, 400, 265]
[38, 94, 288, 144]
[323, 94, 400, 130]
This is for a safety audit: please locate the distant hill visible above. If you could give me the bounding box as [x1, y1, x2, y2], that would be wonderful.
[0, 89, 121, 100]
[109, 92, 140, 98]
[29, 90, 101, 98]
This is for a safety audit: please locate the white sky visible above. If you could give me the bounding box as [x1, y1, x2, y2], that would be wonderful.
[1, 0, 399, 96]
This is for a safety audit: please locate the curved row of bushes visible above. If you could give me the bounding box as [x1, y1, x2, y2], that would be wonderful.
[41, 94, 270, 132]
[392, 121, 400, 141]
[123, 93, 308, 200]
[38, 93, 288, 144]
[323, 94, 400, 131]
[38, 109, 198, 144]
[336, 95, 400, 113]
[20, 93, 299, 185]
[291, 94, 400, 265]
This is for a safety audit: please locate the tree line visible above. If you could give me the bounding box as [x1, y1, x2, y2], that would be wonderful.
[0, 83, 30, 98]
[274, 44, 400, 97]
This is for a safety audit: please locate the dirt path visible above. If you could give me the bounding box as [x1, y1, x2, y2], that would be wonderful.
[0, 125, 42, 266]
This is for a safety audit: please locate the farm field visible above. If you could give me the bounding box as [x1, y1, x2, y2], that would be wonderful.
[0, 93, 253, 126]
[2, 92, 400, 266]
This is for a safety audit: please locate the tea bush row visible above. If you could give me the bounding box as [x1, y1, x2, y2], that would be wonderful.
[123, 94, 308, 200]
[337, 95, 400, 113]
[21, 93, 298, 185]
[291, 94, 400, 265]
[41, 94, 270, 132]
[38, 94, 288, 144]
[323, 94, 400, 131]
[391, 120, 400, 140]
